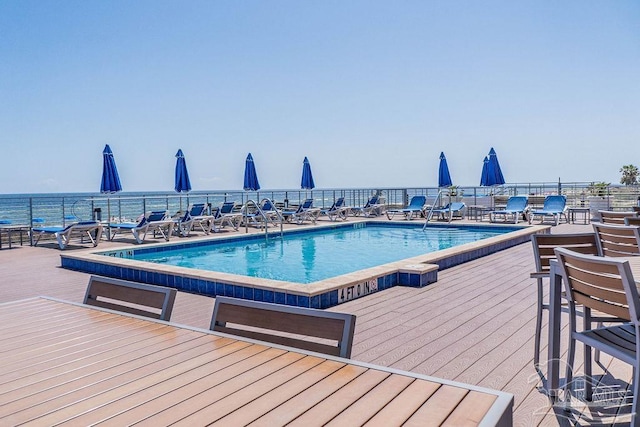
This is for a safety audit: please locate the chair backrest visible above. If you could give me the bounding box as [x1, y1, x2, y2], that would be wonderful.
[450, 202, 465, 211]
[210, 296, 356, 358]
[543, 195, 566, 212]
[189, 203, 207, 216]
[626, 217, 640, 227]
[554, 247, 637, 322]
[262, 200, 276, 211]
[146, 211, 168, 223]
[368, 195, 379, 206]
[592, 223, 640, 257]
[408, 195, 426, 208]
[530, 232, 599, 277]
[219, 201, 236, 215]
[84, 275, 177, 320]
[334, 197, 345, 209]
[301, 198, 314, 209]
[506, 196, 528, 211]
[598, 210, 638, 225]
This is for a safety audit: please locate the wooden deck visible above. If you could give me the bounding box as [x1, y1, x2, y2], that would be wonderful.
[0, 219, 633, 426]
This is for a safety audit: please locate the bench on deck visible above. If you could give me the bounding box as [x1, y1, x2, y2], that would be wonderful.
[210, 296, 356, 358]
[83, 275, 177, 321]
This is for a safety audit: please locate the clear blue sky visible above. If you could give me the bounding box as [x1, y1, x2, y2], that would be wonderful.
[1, 1, 638, 194]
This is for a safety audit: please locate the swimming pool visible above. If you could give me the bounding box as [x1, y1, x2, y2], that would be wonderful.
[133, 224, 511, 283]
[61, 221, 547, 309]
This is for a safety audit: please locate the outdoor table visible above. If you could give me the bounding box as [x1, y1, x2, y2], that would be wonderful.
[567, 207, 590, 224]
[467, 205, 493, 222]
[0, 225, 29, 249]
[0, 297, 513, 426]
[546, 256, 640, 398]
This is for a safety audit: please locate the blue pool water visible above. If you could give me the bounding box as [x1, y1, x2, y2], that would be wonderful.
[133, 223, 516, 284]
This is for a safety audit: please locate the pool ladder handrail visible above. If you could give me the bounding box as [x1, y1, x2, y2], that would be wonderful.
[423, 190, 452, 229]
[243, 198, 284, 239]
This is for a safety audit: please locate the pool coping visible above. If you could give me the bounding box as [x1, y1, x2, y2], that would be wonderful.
[60, 221, 550, 309]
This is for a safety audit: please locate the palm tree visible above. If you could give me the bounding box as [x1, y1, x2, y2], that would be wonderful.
[620, 164, 639, 185]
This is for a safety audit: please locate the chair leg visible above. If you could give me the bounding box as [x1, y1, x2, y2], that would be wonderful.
[565, 316, 577, 404]
[584, 344, 593, 401]
[632, 365, 640, 427]
[534, 278, 544, 368]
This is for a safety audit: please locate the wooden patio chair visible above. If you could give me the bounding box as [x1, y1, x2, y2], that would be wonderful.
[530, 233, 600, 368]
[84, 275, 177, 321]
[598, 210, 638, 225]
[554, 248, 640, 425]
[592, 222, 640, 257]
[210, 296, 356, 358]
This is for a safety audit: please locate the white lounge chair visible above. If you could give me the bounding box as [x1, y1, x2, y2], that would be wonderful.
[426, 201, 466, 222]
[387, 195, 427, 220]
[351, 195, 384, 217]
[528, 195, 567, 226]
[282, 199, 321, 225]
[489, 196, 528, 224]
[174, 203, 214, 236]
[241, 199, 282, 229]
[320, 197, 350, 221]
[32, 221, 103, 249]
[212, 202, 242, 231]
[109, 211, 174, 244]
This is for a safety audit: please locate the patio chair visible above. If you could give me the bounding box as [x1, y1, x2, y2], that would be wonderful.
[351, 195, 384, 217]
[386, 195, 427, 220]
[109, 211, 173, 244]
[426, 202, 466, 223]
[174, 203, 214, 236]
[554, 247, 640, 425]
[320, 197, 350, 221]
[32, 220, 103, 250]
[212, 201, 242, 231]
[210, 296, 356, 358]
[530, 233, 601, 368]
[625, 217, 640, 227]
[528, 195, 567, 226]
[592, 222, 640, 257]
[282, 199, 321, 225]
[84, 275, 177, 320]
[598, 210, 638, 225]
[489, 196, 528, 224]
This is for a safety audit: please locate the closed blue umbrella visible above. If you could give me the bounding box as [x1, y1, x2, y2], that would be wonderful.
[486, 147, 505, 186]
[100, 144, 122, 193]
[438, 152, 452, 188]
[243, 153, 260, 191]
[301, 157, 315, 190]
[174, 149, 191, 193]
[480, 156, 489, 186]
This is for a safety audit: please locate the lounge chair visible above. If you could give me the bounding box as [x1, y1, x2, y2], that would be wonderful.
[282, 199, 321, 225]
[241, 199, 283, 229]
[109, 211, 174, 244]
[320, 197, 350, 221]
[386, 195, 427, 220]
[426, 202, 466, 222]
[528, 195, 567, 226]
[212, 201, 242, 231]
[351, 195, 384, 217]
[489, 196, 528, 224]
[32, 220, 103, 249]
[174, 203, 214, 236]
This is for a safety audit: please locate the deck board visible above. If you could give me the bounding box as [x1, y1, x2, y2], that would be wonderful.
[1, 220, 626, 425]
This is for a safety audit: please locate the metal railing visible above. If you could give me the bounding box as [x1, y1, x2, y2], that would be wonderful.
[1, 183, 639, 230]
